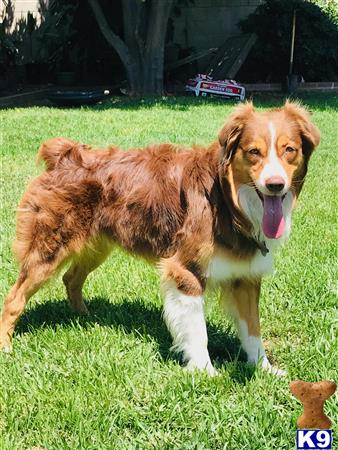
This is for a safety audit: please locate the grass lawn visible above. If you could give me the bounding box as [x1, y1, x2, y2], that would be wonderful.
[0, 93, 337, 449]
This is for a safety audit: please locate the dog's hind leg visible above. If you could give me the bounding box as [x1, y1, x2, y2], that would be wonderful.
[0, 252, 69, 352]
[0, 198, 86, 351]
[62, 235, 112, 315]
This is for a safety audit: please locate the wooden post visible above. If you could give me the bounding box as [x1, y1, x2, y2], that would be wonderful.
[289, 9, 297, 75]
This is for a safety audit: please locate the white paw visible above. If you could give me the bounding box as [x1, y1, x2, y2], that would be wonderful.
[2, 344, 13, 353]
[261, 356, 287, 377]
[0, 335, 12, 353]
[185, 359, 218, 377]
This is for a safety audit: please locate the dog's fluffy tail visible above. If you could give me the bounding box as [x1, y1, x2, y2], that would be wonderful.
[37, 137, 87, 171]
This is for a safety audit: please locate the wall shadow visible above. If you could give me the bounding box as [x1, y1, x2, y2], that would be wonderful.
[16, 296, 250, 380]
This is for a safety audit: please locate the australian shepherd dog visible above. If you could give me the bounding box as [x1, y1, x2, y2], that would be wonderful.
[0, 101, 320, 375]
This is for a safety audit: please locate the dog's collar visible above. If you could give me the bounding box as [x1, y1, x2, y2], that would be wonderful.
[252, 238, 269, 256]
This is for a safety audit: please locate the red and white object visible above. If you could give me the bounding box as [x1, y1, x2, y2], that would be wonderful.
[186, 74, 245, 100]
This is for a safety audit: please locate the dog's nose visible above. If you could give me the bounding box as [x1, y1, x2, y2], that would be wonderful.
[265, 176, 285, 193]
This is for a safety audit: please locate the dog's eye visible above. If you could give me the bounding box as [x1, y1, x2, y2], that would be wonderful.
[248, 148, 260, 156]
[285, 146, 295, 153]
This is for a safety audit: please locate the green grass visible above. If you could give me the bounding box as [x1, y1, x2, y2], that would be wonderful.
[0, 93, 337, 449]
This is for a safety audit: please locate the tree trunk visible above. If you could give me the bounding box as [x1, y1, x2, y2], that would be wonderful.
[87, 0, 137, 92]
[88, 0, 173, 96]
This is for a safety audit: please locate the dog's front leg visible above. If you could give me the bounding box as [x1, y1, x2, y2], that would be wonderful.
[161, 259, 216, 376]
[221, 279, 286, 376]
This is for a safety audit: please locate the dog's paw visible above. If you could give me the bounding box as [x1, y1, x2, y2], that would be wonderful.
[69, 300, 89, 316]
[0, 336, 12, 354]
[74, 303, 89, 316]
[206, 364, 219, 377]
[185, 359, 218, 377]
[2, 345, 13, 354]
[261, 357, 287, 377]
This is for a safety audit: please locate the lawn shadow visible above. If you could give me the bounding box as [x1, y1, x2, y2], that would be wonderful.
[2, 92, 335, 113]
[90, 92, 338, 112]
[94, 95, 239, 112]
[16, 296, 251, 381]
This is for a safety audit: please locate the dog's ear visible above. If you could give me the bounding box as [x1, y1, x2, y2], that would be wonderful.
[283, 101, 320, 157]
[218, 101, 254, 165]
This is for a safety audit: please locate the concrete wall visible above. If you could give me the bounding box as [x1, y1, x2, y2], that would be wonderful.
[172, 0, 261, 51]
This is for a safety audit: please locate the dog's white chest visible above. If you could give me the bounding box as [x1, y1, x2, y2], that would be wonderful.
[207, 250, 274, 282]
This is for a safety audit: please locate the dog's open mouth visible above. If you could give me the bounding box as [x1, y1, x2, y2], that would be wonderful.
[255, 187, 286, 239]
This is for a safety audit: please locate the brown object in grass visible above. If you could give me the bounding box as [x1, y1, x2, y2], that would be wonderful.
[290, 380, 336, 429]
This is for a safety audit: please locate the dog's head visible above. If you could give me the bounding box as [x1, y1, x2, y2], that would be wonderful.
[218, 101, 320, 240]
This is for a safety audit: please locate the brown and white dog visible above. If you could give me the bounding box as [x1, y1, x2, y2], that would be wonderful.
[0, 101, 320, 375]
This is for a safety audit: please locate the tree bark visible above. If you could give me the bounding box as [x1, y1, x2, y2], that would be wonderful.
[122, 0, 144, 94]
[88, 0, 173, 96]
[146, 1, 173, 94]
[87, 0, 138, 92]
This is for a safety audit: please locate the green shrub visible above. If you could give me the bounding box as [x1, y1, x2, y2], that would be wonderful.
[311, 0, 338, 26]
[238, 0, 338, 82]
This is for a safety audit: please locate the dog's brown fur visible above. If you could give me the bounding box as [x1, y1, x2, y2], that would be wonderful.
[0, 101, 320, 356]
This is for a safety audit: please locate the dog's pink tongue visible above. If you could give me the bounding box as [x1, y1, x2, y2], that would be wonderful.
[262, 195, 285, 239]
